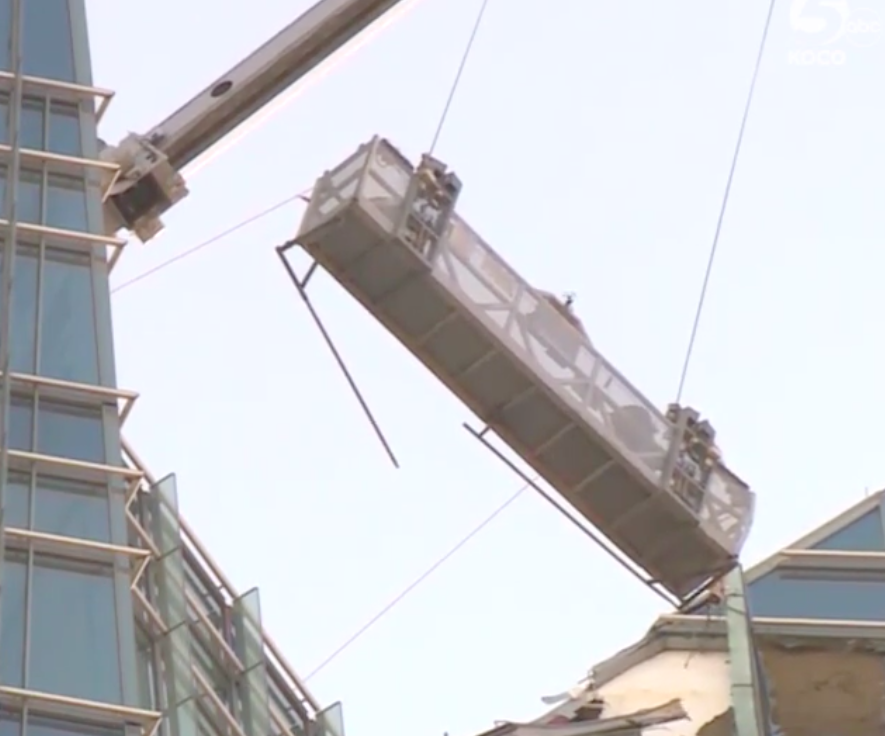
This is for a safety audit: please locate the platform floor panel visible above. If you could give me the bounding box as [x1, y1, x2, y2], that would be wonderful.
[298, 205, 730, 597]
[295, 137, 756, 600]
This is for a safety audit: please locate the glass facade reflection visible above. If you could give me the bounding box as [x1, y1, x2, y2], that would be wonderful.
[0, 5, 329, 736]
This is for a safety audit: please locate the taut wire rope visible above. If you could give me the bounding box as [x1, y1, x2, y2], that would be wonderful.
[674, 0, 777, 404]
[115, 0, 491, 294]
[428, 0, 491, 155]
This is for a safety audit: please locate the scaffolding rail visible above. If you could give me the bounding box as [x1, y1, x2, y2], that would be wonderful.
[291, 137, 756, 601]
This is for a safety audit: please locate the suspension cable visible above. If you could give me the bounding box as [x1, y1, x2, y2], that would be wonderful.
[116, 0, 492, 293]
[675, 0, 777, 404]
[428, 0, 491, 154]
[304, 481, 527, 682]
[111, 188, 312, 294]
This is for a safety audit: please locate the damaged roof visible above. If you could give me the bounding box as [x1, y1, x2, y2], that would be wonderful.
[481, 700, 687, 736]
[543, 488, 885, 706]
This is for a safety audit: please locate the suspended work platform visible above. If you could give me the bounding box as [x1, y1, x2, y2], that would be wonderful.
[291, 137, 755, 601]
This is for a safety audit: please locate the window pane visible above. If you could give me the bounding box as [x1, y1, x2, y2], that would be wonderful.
[3, 474, 29, 528]
[0, 169, 41, 223]
[40, 250, 99, 383]
[0, 710, 20, 736]
[18, 170, 41, 223]
[813, 509, 885, 551]
[21, 98, 45, 151]
[10, 247, 37, 372]
[22, 0, 75, 82]
[0, 558, 26, 686]
[27, 717, 122, 736]
[9, 397, 32, 451]
[34, 477, 110, 542]
[749, 570, 885, 621]
[0, 0, 9, 73]
[0, 245, 38, 373]
[37, 402, 104, 462]
[49, 103, 81, 156]
[46, 175, 87, 231]
[135, 630, 156, 710]
[28, 561, 122, 702]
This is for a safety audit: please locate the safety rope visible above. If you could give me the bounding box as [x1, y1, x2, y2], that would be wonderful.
[675, 0, 777, 404]
[428, 0, 491, 154]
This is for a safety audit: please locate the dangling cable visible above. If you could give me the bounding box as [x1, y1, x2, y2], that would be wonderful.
[428, 0, 492, 154]
[675, 0, 777, 404]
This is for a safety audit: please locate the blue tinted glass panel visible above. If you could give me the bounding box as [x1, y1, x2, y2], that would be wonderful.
[813, 509, 885, 551]
[0, 169, 41, 223]
[21, 99, 44, 150]
[10, 247, 37, 372]
[40, 250, 99, 383]
[49, 103, 81, 156]
[749, 570, 885, 621]
[0, 557, 26, 686]
[0, 0, 9, 73]
[0, 711, 20, 736]
[9, 397, 32, 451]
[46, 175, 87, 231]
[22, 0, 75, 82]
[28, 717, 122, 736]
[19, 170, 42, 223]
[0, 246, 39, 373]
[37, 402, 104, 462]
[28, 561, 122, 702]
[3, 474, 29, 528]
[35, 477, 110, 542]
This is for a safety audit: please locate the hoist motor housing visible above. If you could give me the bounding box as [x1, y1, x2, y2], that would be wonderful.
[100, 133, 189, 242]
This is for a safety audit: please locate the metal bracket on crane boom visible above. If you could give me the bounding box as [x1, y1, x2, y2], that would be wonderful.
[99, 0, 412, 242]
[100, 134, 188, 242]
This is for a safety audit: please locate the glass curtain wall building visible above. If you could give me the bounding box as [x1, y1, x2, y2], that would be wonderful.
[0, 5, 337, 736]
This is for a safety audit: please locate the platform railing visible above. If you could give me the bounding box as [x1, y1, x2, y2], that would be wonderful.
[300, 137, 756, 558]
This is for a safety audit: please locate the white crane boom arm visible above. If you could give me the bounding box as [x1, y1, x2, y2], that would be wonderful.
[101, 0, 408, 242]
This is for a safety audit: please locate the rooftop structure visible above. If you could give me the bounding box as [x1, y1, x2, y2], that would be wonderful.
[534, 490, 885, 736]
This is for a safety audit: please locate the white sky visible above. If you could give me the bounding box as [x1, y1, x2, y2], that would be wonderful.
[87, 1, 884, 735]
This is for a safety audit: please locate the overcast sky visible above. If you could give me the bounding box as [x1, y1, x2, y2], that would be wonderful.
[87, 1, 884, 735]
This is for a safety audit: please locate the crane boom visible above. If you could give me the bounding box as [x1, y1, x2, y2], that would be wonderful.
[101, 0, 409, 242]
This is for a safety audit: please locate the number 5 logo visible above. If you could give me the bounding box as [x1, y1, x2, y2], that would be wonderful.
[790, 0, 850, 43]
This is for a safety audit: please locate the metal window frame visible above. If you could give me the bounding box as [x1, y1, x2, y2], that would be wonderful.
[125, 505, 288, 736]
[121, 438, 322, 730]
[0, 69, 127, 267]
[7, 449, 142, 503]
[0, 686, 161, 736]
[0, 71, 115, 122]
[773, 548, 885, 573]
[0, 371, 138, 425]
[0, 144, 119, 188]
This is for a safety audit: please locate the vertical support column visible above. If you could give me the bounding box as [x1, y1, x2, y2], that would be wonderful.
[0, 0, 25, 657]
[0, 506, 5, 635]
[232, 588, 271, 736]
[149, 474, 198, 736]
[724, 566, 765, 736]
